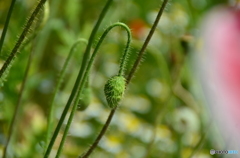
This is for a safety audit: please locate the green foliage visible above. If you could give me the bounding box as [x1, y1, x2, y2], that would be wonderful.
[0, 0, 230, 158]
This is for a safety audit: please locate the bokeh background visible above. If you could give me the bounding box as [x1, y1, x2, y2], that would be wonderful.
[0, 0, 235, 157]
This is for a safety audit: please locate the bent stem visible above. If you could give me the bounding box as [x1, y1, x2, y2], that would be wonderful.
[45, 39, 87, 151]
[0, 0, 47, 81]
[77, 0, 114, 89]
[55, 22, 131, 158]
[78, 1, 169, 157]
[44, 1, 113, 157]
[0, 0, 17, 55]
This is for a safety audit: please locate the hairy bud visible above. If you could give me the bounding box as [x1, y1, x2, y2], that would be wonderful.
[104, 76, 126, 108]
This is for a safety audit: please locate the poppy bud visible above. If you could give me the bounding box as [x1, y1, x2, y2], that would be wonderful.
[104, 76, 126, 108]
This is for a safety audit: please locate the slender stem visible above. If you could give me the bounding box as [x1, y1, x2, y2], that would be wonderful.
[78, 1, 169, 157]
[45, 39, 87, 151]
[0, 0, 17, 55]
[2, 40, 33, 158]
[2, 4, 48, 155]
[19, 1, 49, 52]
[44, 1, 113, 157]
[55, 22, 131, 158]
[126, 0, 168, 84]
[78, 0, 114, 88]
[79, 108, 116, 158]
[118, 25, 132, 76]
[0, 0, 47, 78]
[84, 22, 131, 80]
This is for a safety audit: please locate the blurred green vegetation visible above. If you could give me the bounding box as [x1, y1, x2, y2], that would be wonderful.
[0, 0, 229, 157]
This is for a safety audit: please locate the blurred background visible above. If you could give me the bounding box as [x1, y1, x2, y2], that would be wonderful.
[0, 0, 237, 157]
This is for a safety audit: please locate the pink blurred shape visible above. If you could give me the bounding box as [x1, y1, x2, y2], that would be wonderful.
[198, 6, 240, 149]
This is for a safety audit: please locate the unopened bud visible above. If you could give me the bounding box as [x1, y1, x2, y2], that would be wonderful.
[104, 76, 126, 108]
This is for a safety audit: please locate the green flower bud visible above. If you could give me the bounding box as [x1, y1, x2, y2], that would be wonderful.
[77, 88, 92, 111]
[104, 75, 126, 108]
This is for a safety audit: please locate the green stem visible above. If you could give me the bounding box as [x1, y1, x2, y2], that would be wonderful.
[118, 26, 132, 76]
[79, 1, 169, 157]
[0, 0, 17, 55]
[55, 22, 132, 158]
[2, 40, 33, 158]
[0, 0, 47, 78]
[79, 108, 116, 158]
[126, 0, 169, 84]
[19, 1, 49, 52]
[44, 1, 113, 157]
[2, 4, 48, 155]
[78, 0, 114, 86]
[45, 39, 87, 151]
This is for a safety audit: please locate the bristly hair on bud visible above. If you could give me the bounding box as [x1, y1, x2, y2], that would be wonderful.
[104, 75, 126, 108]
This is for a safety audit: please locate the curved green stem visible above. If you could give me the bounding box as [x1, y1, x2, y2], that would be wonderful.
[55, 22, 132, 158]
[126, 0, 169, 84]
[0, 0, 17, 55]
[0, 0, 47, 81]
[44, 1, 113, 157]
[77, 0, 114, 88]
[45, 39, 87, 151]
[86, 22, 131, 77]
[78, 1, 169, 157]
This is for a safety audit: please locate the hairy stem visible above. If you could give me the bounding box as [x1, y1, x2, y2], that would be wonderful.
[78, 1, 169, 157]
[0, 0, 47, 78]
[2, 41, 33, 158]
[126, 0, 168, 84]
[45, 39, 87, 151]
[44, 1, 113, 157]
[79, 108, 116, 158]
[0, 0, 17, 55]
[55, 22, 131, 158]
